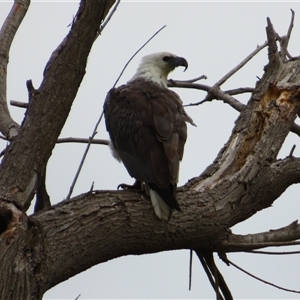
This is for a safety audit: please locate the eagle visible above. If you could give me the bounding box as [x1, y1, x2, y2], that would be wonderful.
[104, 52, 195, 221]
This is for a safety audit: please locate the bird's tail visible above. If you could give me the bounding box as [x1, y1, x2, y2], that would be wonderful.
[146, 183, 180, 221]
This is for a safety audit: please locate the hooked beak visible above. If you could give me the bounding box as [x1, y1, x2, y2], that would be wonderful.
[174, 56, 188, 72]
[168, 56, 188, 72]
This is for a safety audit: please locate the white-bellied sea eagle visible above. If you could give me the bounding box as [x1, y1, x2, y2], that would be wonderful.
[104, 52, 196, 221]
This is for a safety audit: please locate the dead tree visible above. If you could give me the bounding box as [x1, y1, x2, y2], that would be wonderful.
[0, 1, 300, 299]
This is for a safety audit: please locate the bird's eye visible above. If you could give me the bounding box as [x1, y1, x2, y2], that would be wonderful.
[163, 56, 171, 62]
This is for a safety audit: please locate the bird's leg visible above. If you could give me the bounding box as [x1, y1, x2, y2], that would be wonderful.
[117, 180, 142, 190]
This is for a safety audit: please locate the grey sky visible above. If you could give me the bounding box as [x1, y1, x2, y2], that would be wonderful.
[1, 1, 300, 299]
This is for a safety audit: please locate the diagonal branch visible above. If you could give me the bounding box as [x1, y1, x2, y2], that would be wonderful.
[97, 0, 120, 38]
[0, 0, 116, 211]
[215, 41, 268, 87]
[195, 251, 233, 300]
[221, 254, 300, 294]
[0, 0, 30, 139]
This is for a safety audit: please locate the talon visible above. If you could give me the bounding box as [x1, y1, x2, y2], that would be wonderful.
[117, 180, 142, 190]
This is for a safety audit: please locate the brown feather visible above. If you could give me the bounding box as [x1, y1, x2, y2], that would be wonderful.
[104, 78, 193, 211]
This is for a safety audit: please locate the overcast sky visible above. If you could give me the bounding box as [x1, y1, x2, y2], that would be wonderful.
[1, 1, 300, 299]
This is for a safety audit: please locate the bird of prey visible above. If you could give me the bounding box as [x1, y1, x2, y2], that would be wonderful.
[104, 52, 195, 221]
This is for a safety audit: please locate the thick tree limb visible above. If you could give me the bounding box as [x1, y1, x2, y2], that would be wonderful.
[24, 150, 300, 294]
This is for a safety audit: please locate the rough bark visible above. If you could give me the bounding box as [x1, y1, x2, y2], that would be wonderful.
[0, 3, 300, 300]
[0, 1, 115, 299]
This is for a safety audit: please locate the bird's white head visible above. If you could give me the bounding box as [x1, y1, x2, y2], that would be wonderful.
[129, 52, 188, 88]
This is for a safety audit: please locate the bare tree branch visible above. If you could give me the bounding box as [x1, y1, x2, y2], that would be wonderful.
[245, 249, 300, 255]
[291, 122, 300, 137]
[168, 40, 269, 112]
[170, 74, 207, 83]
[220, 220, 300, 252]
[97, 0, 120, 37]
[221, 254, 300, 294]
[266, 18, 281, 67]
[0, 0, 30, 139]
[197, 252, 224, 300]
[57, 137, 109, 145]
[169, 80, 245, 112]
[289, 144, 296, 157]
[196, 251, 233, 300]
[216, 41, 268, 87]
[66, 131, 98, 200]
[113, 24, 167, 88]
[189, 250, 192, 291]
[277, 9, 295, 61]
[224, 87, 254, 95]
[10, 100, 28, 108]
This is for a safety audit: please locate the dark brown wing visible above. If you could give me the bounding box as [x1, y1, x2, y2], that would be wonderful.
[104, 78, 191, 210]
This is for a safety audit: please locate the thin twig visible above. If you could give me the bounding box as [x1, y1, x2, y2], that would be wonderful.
[89, 181, 94, 193]
[287, 9, 295, 43]
[224, 256, 300, 294]
[210, 254, 222, 300]
[197, 40, 268, 106]
[197, 253, 219, 298]
[97, 0, 120, 38]
[291, 122, 300, 137]
[66, 25, 167, 199]
[289, 144, 296, 157]
[112, 24, 166, 88]
[189, 250, 193, 291]
[66, 131, 98, 199]
[224, 87, 254, 95]
[57, 137, 109, 145]
[10, 100, 28, 108]
[278, 9, 295, 61]
[215, 41, 268, 87]
[170, 75, 207, 84]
